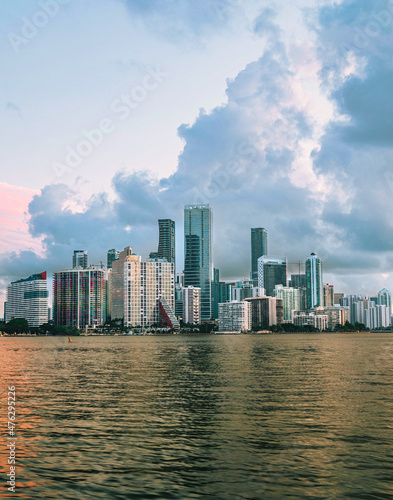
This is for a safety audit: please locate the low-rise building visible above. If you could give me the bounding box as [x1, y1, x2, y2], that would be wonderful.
[218, 300, 251, 331]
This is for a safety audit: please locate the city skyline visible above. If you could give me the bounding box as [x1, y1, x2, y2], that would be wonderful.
[1, 1, 393, 317]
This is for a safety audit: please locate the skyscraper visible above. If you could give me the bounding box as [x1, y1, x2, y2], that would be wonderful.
[211, 268, 220, 319]
[111, 246, 136, 320]
[53, 268, 106, 328]
[306, 253, 323, 309]
[251, 228, 268, 285]
[150, 219, 176, 269]
[107, 249, 120, 269]
[5, 272, 49, 327]
[323, 283, 334, 307]
[184, 204, 212, 321]
[378, 288, 391, 313]
[257, 256, 287, 296]
[124, 256, 178, 329]
[73, 250, 88, 269]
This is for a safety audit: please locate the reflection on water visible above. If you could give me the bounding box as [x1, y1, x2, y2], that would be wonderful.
[1, 334, 393, 499]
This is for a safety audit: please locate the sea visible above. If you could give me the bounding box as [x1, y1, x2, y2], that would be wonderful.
[1, 333, 393, 499]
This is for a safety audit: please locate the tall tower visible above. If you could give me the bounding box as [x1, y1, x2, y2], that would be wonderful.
[257, 256, 287, 296]
[107, 249, 120, 269]
[184, 204, 212, 321]
[306, 253, 323, 309]
[150, 219, 176, 269]
[251, 228, 268, 285]
[73, 250, 88, 269]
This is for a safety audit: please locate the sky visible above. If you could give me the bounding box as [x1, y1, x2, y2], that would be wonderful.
[1, 0, 393, 316]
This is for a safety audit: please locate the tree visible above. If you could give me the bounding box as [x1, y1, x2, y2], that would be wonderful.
[4, 318, 29, 334]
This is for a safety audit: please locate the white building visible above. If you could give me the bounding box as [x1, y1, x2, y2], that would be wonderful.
[218, 300, 251, 332]
[124, 256, 178, 329]
[365, 303, 390, 329]
[182, 286, 201, 324]
[273, 284, 300, 322]
[313, 306, 349, 330]
[378, 288, 391, 313]
[292, 311, 328, 331]
[5, 272, 49, 328]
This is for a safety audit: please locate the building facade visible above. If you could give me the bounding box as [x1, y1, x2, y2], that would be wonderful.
[107, 249, 120, 269]
[306, 253, 323, 309]
[251, 228, 268, 285]
[53, 268, 106, 328]
[149, 219, 176, 268]
[218, 300, 251, 331]
[111, 246, 137, 320]
[257, 256, 287, 296]
[124, 256, 178, 329]
[273, 284, 301, 322]
[73, 250, 88, 269]
[245, 296, 284, 328]
[183, 286, 201, 324]
[292, 311, 328, 331]
[5, 272, 49, 327]
[184, 204, 212, 321]
[323, 284, 334, 307]
[378, 288, 391, 313]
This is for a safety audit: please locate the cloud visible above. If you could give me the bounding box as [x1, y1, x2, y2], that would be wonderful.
[1, 1, 393, 302]
[5, 102, 23, 120]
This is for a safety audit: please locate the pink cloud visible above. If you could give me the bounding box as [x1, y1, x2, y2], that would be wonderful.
[0, 182, 43, 254]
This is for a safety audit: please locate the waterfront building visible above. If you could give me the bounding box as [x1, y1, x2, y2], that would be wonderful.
[149, 219, 176, 269]
[257, 256, 287, 296]
[107, 249, 120, 269]
[53, 268, 106, 328]
[124, 256, 178, 329]
[231, 278, 264, 302]
[72, 249, 88, 269]
[273, 284, 300, 322]
[323, 283, 334, 307]
[184, 204, 212, 320]
[5, 272, 49, 327]
[183, 286, 201, 324]
[365, 303, 390, 329]
[312, 306, 349, 330]
[305, 253, 323, 309]
[218, 300, 251, 331]
[111, 246, 137, 320]
[211, 268, 220, 319]
[292, 311, 328, 331]
[251, 228, 268, 285]
[244, 296, 284, 328]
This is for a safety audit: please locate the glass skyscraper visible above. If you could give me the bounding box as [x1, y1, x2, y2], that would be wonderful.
[258, 256, 287, 296]
[107, 249, 120, 269]
[150, 219, 176, 269]
[251, 228, 268, 285]
[73, 250, 88, 269]
[184, 204, 212, 321]
[306, 253, 323, 309]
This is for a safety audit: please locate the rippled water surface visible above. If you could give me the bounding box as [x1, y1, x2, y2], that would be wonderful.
[1, 333, 393, 499]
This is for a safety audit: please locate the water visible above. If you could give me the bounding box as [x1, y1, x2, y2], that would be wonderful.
[1, 333, 393, 499]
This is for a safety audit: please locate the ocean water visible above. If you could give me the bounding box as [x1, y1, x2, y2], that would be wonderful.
[1, 333, 393, 499]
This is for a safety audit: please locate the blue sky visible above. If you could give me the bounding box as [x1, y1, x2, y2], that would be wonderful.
[1, 0, 393, 315]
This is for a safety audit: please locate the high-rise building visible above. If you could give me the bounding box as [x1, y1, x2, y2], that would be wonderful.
[111, 246, 136, 320]
[184, 204, 212, 321]
[251, 228, 268, 285]
[175, 273, 184, 318]
[218, 300, 251, 331]
[73, 250, 88, 269]
[305, 253, 323, 309]
[244, 296, 283, 328]
[365, 303, 390, 329]
[5, 272, 49, 327]
[323, 283, 334, 307]
[231, 279, 264, 301]
[124, 256, 178, 329]
[257, 256, 287, 296]
[334, 292, 344, 306]
[312, 306, 349, 330]
[211, 268, 220, 319]
[289, 274, 307, 289]
[53, 268, 106, 328]
[292, 311, 328, 331]
[183, 286, 201, 324]
[378, 288, 391, 313]
[273, 284, 300, 322]
[107, 249, 120, 269]
[219, 282, 232, 304]
[149, 219, 176, 268]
